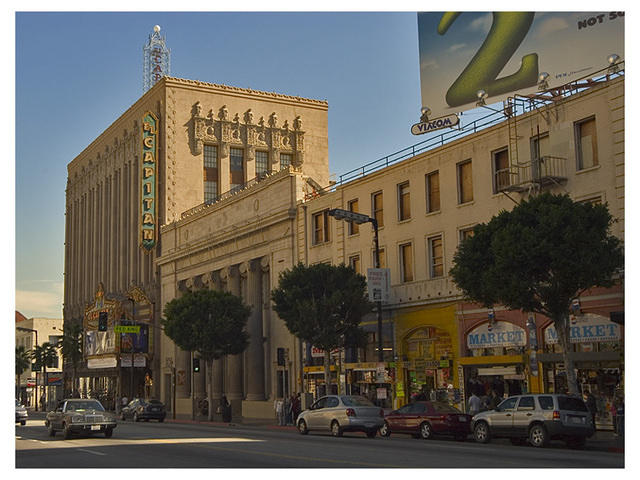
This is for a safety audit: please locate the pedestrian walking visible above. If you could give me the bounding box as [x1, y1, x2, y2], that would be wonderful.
[274, 397, 285, 426]
[488, 389, 501, 410]
[221, 395, 232, 423]
[284, 396, 292, 425]
[585, 391, 597, 428]
[468, 392, 482, 416]
[292, 393, 301, 422]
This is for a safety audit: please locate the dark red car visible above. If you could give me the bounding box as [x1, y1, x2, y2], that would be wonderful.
[379, 401, 471, 440]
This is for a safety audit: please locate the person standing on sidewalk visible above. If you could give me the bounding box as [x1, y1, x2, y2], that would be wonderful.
[274, 397, 284, 426]
[221, 396, 232, 423]
[585, 391, 597, 428]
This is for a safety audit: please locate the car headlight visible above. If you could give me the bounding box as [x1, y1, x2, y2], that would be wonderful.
[71, 415, 83, 423]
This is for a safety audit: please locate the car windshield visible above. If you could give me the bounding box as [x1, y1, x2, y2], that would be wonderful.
[341, 396, 374, 407]
[67, 401, 105, 412]
[431, 402, 462, 413]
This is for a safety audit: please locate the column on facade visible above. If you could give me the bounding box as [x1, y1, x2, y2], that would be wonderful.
[220, 266, 243, 401]
[109, 173, 116, 291]
[240, 259, 265, 401]
[120, 162, 127, 290]
[101, 177, 107, 288]
[82, 192, 88, 300]
[260, 256, 272, 399]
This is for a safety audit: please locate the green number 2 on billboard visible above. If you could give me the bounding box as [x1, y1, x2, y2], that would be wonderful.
[438, 12, 539, 108]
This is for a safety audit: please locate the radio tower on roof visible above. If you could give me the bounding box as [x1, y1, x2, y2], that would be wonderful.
[143, 25, 171, 93]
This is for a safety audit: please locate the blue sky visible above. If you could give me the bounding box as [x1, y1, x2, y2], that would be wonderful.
[14, 10, 426, 319]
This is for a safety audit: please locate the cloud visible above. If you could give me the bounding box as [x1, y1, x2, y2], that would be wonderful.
[448, 43, 467, 53]
[15, 287, 63, 319]
[535, 16, 570, 38]
[421, 59, 439, 70]
[468, 13, 492, 34]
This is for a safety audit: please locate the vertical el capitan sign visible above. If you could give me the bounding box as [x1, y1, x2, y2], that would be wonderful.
[141, 112, 158, 251]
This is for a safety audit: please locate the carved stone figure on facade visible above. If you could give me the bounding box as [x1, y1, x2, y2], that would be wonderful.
[192, 101, 203, 118]
[244, 109, 254, 125]
[293, 115, 303, 130]
[258, 116, 265, 128]
[219, 105, 229, 121]
[268, 112, 278, 128]
[233, 113, 240, 124]
[283, 119, 289, 131]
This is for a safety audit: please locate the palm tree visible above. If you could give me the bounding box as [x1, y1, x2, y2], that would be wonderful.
[58, 323, 83, 397]
[31, 342, 59, 410]
[15, 346, 31, 401]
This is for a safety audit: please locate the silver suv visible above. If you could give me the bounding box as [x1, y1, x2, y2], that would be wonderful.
[471, 394, 595, 448]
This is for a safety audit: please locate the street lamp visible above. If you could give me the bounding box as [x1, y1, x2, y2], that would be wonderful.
[16, 326, 38, 411]
[327, 208, 384, 363]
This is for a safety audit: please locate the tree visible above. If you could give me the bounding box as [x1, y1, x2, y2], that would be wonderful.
[271, 263, 373, 394]
[15, 346, 31, 400]
[58, 322, 83, 397]
[31, 342, 59, 410]
[162, 289, 250, 420]
[450, 193, 623, 394]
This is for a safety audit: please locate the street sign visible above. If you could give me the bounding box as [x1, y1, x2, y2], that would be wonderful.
[367, 268, 391, 303]
[115, 325, 141, 333]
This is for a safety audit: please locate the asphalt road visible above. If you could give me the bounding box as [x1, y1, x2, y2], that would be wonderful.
[15, 418, 624, 468]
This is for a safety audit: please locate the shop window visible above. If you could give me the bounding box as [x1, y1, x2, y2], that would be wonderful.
[426, 170, 440, 213]
[348, 199, 359, 235]
[457, 160, 473, 204]
[575, 117, 598, 170]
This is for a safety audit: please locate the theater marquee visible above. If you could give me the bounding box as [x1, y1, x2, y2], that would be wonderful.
[141, 111, 158, 251]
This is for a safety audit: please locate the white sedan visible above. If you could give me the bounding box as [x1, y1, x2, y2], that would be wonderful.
[297, 395, 384, 437]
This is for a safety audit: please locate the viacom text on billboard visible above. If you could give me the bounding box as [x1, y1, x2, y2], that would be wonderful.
[417, 12, 624, 117]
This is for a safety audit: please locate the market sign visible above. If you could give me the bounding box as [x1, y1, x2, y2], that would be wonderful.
[141, 111, 158, 251]
[467, 321, 526, 349]
[544, 313, 621, 344]
[417, 12, 625, 118]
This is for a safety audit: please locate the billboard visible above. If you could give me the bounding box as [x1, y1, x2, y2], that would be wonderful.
[418, 12, 624, 117]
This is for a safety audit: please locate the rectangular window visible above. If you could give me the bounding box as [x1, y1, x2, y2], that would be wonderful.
[459, 227, 475, 244]
[576, 117, 598, 170]
[280, 153, 292, 169]
[493, 148, 510, 193]
[428, 235, 444, 278]
[398, 182, 411, 221]
[230, 148, 244, 192]
[457, 160, 473, 204]
[255, 151, 268, 178]
[348, 254, 361, 274]
[399, 243, 413, 283]
[203, 145, 218, 202]
[348, 199, 359, 235]
[426, 171, 440, 213]
[372, 247, 386, 269]
[580, 196, 602, 206]
[312, 210, 330, 245]
[530, 133, 550, 181]
[372, 191, 384, 228]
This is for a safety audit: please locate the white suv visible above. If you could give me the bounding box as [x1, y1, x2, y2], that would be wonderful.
[471, 394, 595, 448]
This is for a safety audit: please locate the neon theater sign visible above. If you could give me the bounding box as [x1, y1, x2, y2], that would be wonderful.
[140, 112, 158, 251]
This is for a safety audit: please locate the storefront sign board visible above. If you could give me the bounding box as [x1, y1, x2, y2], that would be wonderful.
[467, 321, 526, 349]
[544, 314, 621, 344]
[87, 356, 117, 369]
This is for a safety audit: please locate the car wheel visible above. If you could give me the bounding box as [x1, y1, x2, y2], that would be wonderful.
[63, 423, 72, 440]
[419, 422, 433, 440]
[366, 430, 377, 438]
[47, 422, 56, 437]
[133, 412, 139, 422]
[566, 436, 586, 449]
[529, 424, 549, 448]
[331, 420, 343, 437]
[473, 421, 491, 444]
[298, 420, 309, 435]
[379, 421, 391, 437]
[104, 428, 113, 438]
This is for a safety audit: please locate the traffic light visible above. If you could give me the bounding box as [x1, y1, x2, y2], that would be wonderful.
[277, 347, 285, 366]
[193, 357, 200, 373]
[98, 312, 108, 332]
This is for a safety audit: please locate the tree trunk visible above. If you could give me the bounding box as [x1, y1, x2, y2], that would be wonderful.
[553, 313, 579, 395]
[16, 374, 20, 400]
[42, 365, 47, 411]
[207, 358, 214, 421]
[324, 350, 331, 396]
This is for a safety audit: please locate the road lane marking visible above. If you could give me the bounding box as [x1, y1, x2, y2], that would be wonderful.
[16, 436, 264, 451]
[77, 448, 107, 456]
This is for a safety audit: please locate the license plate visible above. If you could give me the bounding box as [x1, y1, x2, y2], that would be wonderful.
[91, 425, 101, 431]
[458, 416, 468, 422]
[570, 416, 584, 424]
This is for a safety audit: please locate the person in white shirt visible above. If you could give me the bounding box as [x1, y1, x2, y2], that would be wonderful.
[274, 398, 285, 425]
[468, 392, 482, 416]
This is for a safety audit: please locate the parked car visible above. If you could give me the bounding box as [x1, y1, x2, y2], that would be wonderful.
[45, 398, 117, 439]
[379, 401, 471, 440]
[471, 394, 595, 448]
[121, 398, 166, 422]
[297, 395, 384, 437]
[15, 400, 28, 425]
